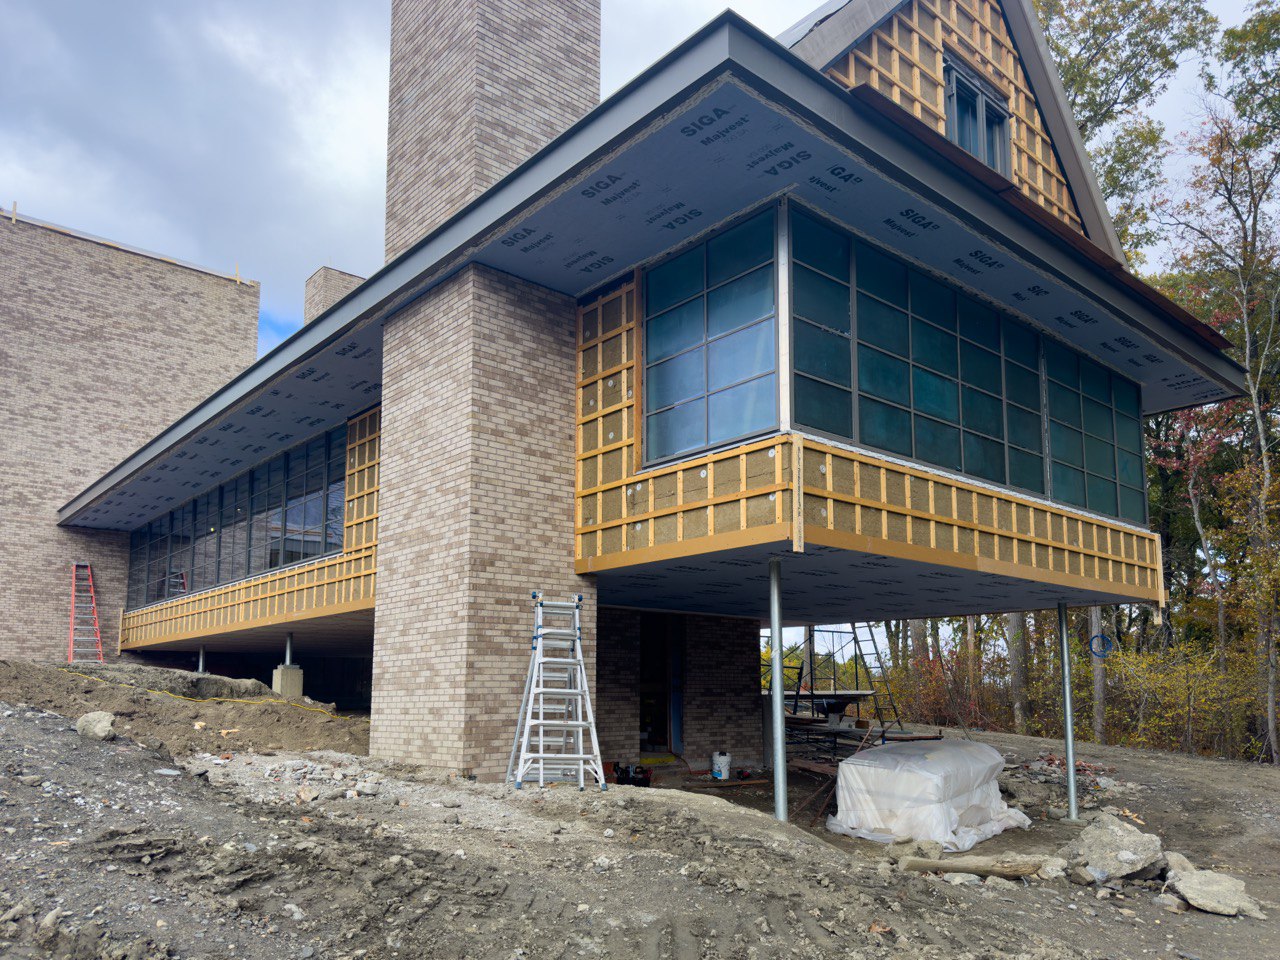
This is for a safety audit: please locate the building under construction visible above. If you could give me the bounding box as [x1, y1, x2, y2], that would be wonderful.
[1, 0, 1245, 811]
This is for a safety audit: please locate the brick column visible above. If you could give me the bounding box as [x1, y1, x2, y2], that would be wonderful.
[385, 0, 601, 261]
[372, 265, 595, 777]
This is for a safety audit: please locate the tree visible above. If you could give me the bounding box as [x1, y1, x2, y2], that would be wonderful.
[1034, 0, 1217, 257]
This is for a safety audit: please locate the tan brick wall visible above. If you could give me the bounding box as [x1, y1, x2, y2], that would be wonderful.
[303, 266, 364, 323]
[371, 264, 595, 777]
[384, 0, 601, 261]
[0, 215, 259, 661]
[596, 607, 764, 772]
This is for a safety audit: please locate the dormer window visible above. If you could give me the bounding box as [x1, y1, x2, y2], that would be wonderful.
[945, 57, 1010, 177]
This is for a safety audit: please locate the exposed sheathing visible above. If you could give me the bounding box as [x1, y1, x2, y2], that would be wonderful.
[826, 0, 1083, 232]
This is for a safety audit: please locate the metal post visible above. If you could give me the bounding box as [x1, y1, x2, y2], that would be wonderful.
[197, 645, 206, 675]
[1057, 602, 1078, 821]
[285, 632, 293, 666]
[769, 558, 787, 822]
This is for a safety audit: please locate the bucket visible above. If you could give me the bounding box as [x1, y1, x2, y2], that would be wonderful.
[711, 751, 731, 780]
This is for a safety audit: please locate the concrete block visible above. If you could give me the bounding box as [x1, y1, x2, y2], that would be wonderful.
[272, 664, 304, 699]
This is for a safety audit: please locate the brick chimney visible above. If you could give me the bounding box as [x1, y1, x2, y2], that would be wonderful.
[303, 266, 365, 323]
[384, 0, 601, 262]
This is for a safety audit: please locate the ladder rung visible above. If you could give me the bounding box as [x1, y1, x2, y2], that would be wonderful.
[538, 628, 578, 639]
[522, 754, 597, 761]
[540, 657, 580, 665]
[528, 719, 590, 728]
[533, 688, 583, 696]
[538, 600, 580, 611]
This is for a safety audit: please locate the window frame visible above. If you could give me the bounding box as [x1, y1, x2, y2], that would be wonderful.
[639, 204, 782, 467]
[786, 203, 1148, 525]
[944, 55, 1011, 178]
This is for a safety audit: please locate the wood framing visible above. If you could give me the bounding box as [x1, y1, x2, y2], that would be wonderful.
[825, 0, 1083, 232]
[800, 437, 1162, 603]
[119, 407, 381, 648]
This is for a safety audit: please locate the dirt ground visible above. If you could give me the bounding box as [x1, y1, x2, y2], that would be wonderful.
[1, 660, 1276, 960]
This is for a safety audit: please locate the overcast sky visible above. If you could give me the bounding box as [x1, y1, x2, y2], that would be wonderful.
[0, 0, 1250, 354]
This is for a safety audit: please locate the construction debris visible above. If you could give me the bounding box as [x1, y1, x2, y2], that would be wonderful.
[898, 852, 1047, 879]
[1056, 812, 1164, 882]
[1167, 854, 1268, 919]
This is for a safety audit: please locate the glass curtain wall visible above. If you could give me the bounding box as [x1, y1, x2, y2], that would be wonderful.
[126, 425, 348, 609]
[788, 206, 1146, 524]
[643, 208, 779, 462]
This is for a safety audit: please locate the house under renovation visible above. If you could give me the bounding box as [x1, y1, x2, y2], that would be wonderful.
[4, 0, 1245, 814]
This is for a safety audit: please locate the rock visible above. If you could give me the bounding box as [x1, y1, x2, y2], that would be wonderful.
[1154, 893, 1189, 913]
[943, 872, 981, 886]
[984, 876, 1018, 891]
[443, 813, 460, 825]
[1069, 866, 1098, 886]
[1056, 813, 1162, 882]
[1168, 864, 1267, 919]
[297, 786, 321, 803]
[1037, 857, 1069, 881]
[76, 711, 116, 741]
[1164, 851, 1195, 874]
[1047, 806, 1069, 820]
[282, 903, 305, 922]
[153, 768, 182, 777]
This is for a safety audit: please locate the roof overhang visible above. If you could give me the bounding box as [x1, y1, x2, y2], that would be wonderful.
[60, 11, 1245, 531]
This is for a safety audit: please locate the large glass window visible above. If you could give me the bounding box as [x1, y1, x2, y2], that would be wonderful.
[643, 209, 778, 462]
[125, 425, 349, 609]
[789, 207, 1146, 523]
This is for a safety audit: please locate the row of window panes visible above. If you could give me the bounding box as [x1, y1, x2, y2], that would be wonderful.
[126, 426, 347, 609]
[788, 208, 1146, 523]
[643, 209, 779, 462]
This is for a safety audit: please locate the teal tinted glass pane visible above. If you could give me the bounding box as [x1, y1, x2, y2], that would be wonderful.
[915, 417, 962, 470]
[960, 341, 1001, 388]
[1005, 361, 1041, 411]
[856, 243, 907, 307]
[1119, 485, 1146, 523]
[707, 210, 773, 286]
[910, 272, 955, 329]
[794, 265, 850, 332]
[1052, 462, 1087, 507]
[709, 319, 774, 391]
[646, 347, 704, 412]
[1080, 358, 1111, 403]
[1087, 475, 1117, 515]
[709, 374, 776, 444]
[1003, 320, 1039, 368]
[1113, 377, 1140, 418]
[707, 266, 774, 337]
[1007, 404, 1043, 452]
[647, 297, 703, 363]
[958, 298, 999, 349]
[859, 396, 911, 455]
[1009, 448, 1045, 492]
[1048, 382, 1081, 427]
[792, 210, 850, 281]
[964, 431, 1005, 483]
[1117, 449, 1143, 488]
[911, 319, 958, 376]
[913, 366, 959, 423]
[1050, 421, 1083, 467]
[962, 386, 1003, 438]
[796, 320, 851, 386]
[646, 247, 703, 315]
[1115, 414, 1142, 453]
[1085, 435, 1115, 478]
[647, 399, 706, 460]
[858, 344, 909, 406]
[797, 375, 853, 437]
[1082, 397, 1114, 440]
[857, 294, 908, 356]
[1044, 339, 1079, 387]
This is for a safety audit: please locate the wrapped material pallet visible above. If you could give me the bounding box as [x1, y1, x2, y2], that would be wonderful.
[826, 739, 1030, 852]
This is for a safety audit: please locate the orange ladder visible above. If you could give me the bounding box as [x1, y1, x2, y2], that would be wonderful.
[67, 562, 104, 663]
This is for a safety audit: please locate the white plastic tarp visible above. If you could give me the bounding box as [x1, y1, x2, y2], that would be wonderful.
[826, 739, 1030, 852]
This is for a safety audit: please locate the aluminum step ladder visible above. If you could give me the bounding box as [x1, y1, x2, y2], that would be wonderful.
[506, 592, 606, 791]
[850, 622, 904, 733]
[67, 563, 104, 663]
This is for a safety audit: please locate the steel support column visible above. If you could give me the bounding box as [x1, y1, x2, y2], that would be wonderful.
[1057, 602, 1078, 820]
[769, 558, 787, 822]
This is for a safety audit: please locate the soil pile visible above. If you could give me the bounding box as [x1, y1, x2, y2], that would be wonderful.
[0, 659, 368, 757]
